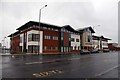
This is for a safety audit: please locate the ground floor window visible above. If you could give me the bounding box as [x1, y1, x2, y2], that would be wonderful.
[28, 45, 39, 53]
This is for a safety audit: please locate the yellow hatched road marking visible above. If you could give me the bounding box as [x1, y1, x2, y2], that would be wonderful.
[33, 69, 63, 77]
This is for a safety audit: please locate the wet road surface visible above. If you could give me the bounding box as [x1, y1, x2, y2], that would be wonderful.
[2, 52, 119, 78]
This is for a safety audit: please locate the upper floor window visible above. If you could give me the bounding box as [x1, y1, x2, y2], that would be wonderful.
[85, 32, 91, 42]
[55, 29, 58, 31]
[76, 39, 79, 42]
[44, 35, 50, 40]
[20, 37, 22, 43]
[71, 38, 75, 42]
[43, 27, 47, 30]
[28, 34, 32, 41]
[28, 34, 40, 42]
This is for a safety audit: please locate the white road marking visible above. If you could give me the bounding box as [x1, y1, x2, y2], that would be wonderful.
[25, 57, 82, 65]
[95, 65, 118, 77]
[25, 62, 43, 65]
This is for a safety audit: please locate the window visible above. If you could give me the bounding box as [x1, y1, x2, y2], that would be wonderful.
[48, 28, 51, 30]
[55, 47, 58, 50]
[61, 47, 63, 52]
[61, 37, 63, 40]
[33, 34, 40, 41]
[44, 35, 50, 40]
[51, 47, 53, 50]
[69, 38, 71, 41]
[76, 39, 79, 42]
[53, 36, 58, 40]
[28, 45, 39, 53]
[55, 29, 58, 31]
[33, 46, 39, 53]
[28, 46, 32, 53]
[78, 46, 80, 50]
[20, 46, 22, 52]
[43, 27, 47, 30]
[28, 34, 40, 42]
[74, 46, 76, 50]
[88, 35, 90, 42]
[71, 46, 73, 50]
[20, 37, 22, 43]
[28, 34, 32, 41]
[85, 32, 91, 42]
[44, 46, 47, 50]
[71, 38, 75, 42]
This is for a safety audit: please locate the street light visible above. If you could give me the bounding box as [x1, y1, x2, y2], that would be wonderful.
[38, 5, 47, 55]
[91, 25, 100, 52]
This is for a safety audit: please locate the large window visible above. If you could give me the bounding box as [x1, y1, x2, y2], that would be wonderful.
[28, 34, 32, 41]
[86, 32, 91, 42]
[28, 45, 39, 53]
[28, 46, 32, 53]
[33, 34, 40, 41]
[28, 34, 40, 42]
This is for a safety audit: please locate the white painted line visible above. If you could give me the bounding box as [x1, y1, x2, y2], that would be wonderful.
[25, 62, 43, 65]
[68, 58, 80, 60]
[95, 65, 118, 77]
[25, 57, 82, 65]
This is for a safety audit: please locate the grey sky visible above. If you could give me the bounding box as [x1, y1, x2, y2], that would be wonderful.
[0, 0, 119, 48]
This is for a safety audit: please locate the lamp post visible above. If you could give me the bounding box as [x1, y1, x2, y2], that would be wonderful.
[91, 25, 100, 52]
[1, 40, 4, 53]
[38, 5, 47, 55]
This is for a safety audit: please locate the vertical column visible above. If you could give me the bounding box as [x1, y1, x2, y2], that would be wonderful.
[118, 1, 120, 78]
[39, 31, 43, 53]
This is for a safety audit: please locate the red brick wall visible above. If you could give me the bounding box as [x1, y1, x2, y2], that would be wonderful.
[43, 29, 60, 53]
[11, 35, 20, 54]
[63, 32, 69, 46]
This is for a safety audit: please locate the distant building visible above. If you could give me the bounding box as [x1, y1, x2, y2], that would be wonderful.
[92, 35, 111, 52]
[77, 27, 95, 52]
[108, 43, 120, 51]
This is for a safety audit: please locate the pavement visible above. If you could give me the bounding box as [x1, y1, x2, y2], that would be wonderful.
[1, 52, 120, 79]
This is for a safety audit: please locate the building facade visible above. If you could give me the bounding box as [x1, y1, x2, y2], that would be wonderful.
[77, 27, 95, 52]
[92, 35, 111, 52]
[8, 21, 81, 54]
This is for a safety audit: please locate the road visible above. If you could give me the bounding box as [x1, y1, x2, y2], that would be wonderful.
[1, 52, 119, 78]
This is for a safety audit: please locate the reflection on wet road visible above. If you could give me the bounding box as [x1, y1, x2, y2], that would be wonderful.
[2, 52, 119, 78]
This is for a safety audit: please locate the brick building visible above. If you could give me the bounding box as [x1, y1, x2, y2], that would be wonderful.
[108, 43, 120, 51]
[8, 21, 81, 54]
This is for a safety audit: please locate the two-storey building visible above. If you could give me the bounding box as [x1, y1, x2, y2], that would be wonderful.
[77, 27, 95, 52]
[8, 21, 81, 54]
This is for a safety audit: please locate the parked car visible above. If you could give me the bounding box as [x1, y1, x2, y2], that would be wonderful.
[91, 49, 99, 53]
[80, 50, 90, 54]
[103, 49, 110, 52]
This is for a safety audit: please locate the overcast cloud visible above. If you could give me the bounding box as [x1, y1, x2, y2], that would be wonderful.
[0, 0, 119, 48]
